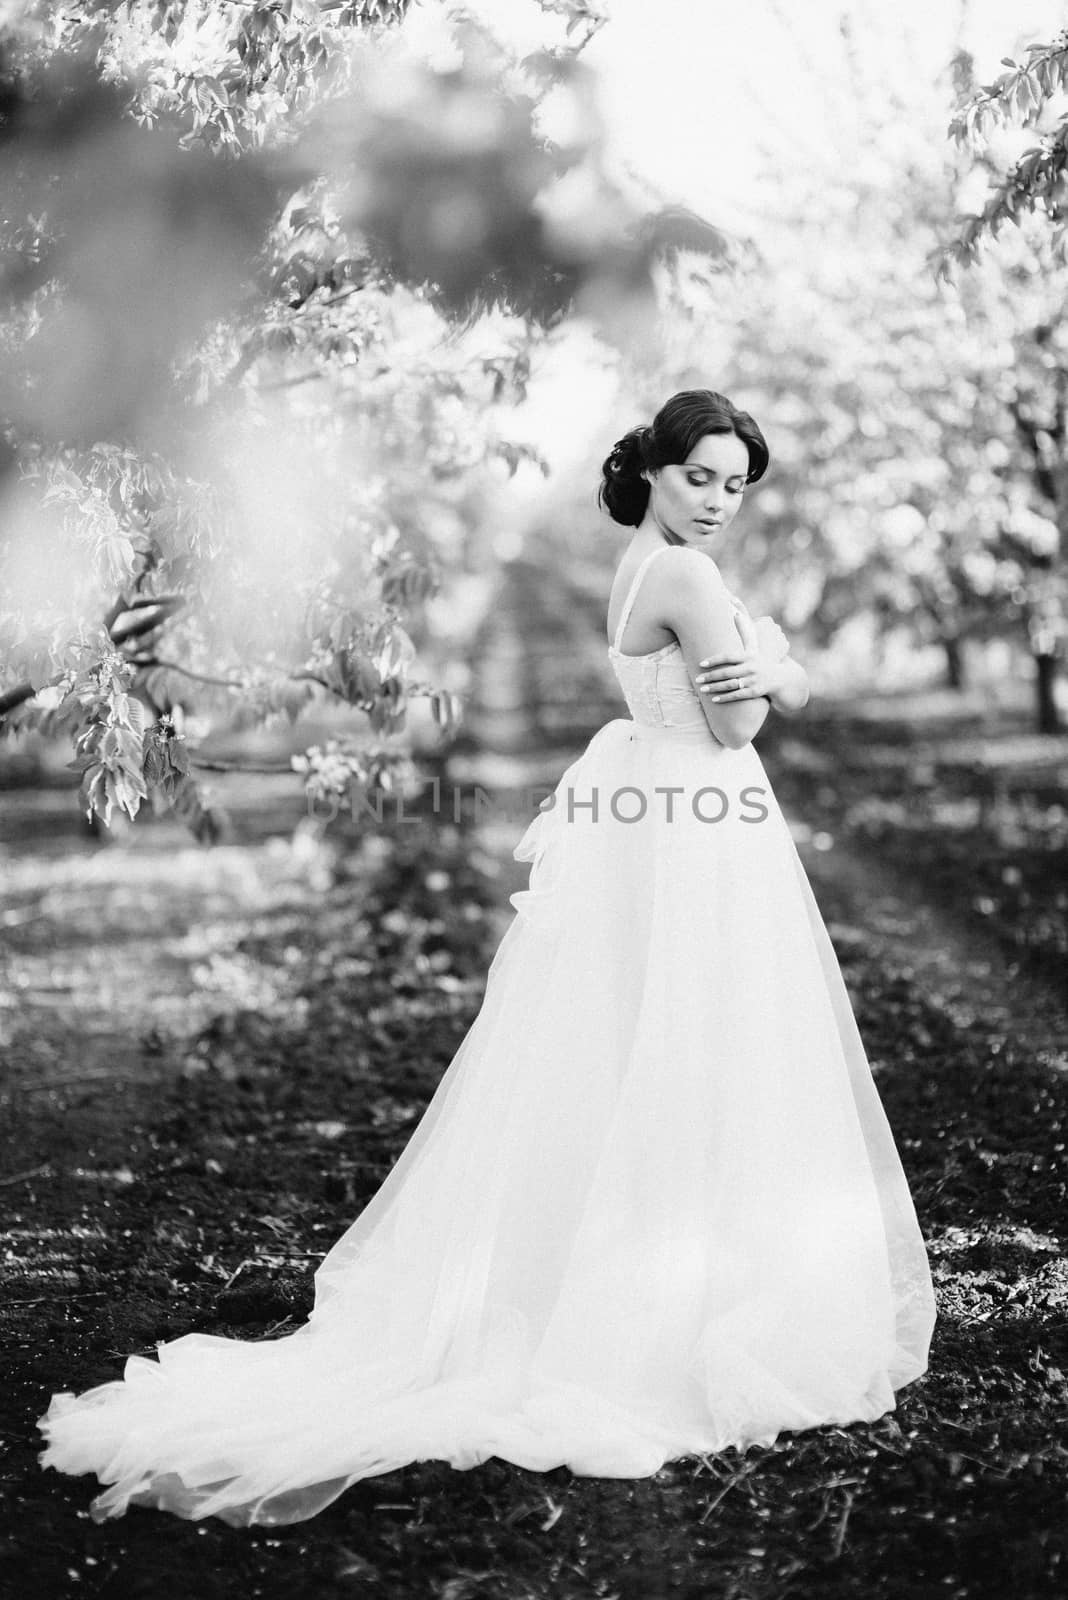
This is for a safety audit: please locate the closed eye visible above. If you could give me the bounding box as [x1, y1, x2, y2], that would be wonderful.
[687, 474, 746, 492]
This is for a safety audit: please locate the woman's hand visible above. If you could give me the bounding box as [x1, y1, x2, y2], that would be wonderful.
[695, 612, 790, 702]
[754, 615, 791, 662]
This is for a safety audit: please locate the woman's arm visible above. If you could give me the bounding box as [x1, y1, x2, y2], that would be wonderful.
[666, 554, 772, 749]
[695, 612, 808, 719]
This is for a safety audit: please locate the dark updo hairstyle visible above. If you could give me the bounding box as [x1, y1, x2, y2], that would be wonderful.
[598, 389, 769, 527]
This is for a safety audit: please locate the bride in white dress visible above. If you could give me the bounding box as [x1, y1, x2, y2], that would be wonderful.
[38, 388, 937, 1526]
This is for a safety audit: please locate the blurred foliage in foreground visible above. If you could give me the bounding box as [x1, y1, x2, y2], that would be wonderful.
[0, 0, 730, 836]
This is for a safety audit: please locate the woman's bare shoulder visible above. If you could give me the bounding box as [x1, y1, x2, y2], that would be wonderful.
[646, 545, 729, 598]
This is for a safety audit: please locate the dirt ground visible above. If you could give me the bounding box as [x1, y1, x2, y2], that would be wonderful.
[2, 670, 1067, 1597]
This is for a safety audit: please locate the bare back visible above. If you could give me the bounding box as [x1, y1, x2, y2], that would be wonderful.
[606, 543, 682, 656]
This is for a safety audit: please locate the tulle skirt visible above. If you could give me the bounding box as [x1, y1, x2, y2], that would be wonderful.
[38, 716, 937, 1525]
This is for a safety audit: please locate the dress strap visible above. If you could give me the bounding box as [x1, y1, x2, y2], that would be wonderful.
[612, 545, 671, 653]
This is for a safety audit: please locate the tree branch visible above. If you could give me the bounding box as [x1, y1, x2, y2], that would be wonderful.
[189, 758, 298, 773]
[1008, 396, 1059, 501]
[109, 597, 185, 645]
[0, 680, 40, 718]
[131, 656, 246, 689]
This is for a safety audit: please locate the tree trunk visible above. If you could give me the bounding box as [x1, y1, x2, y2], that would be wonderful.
[1035, 652, 1062, 734]
[943, 635, 965, 689]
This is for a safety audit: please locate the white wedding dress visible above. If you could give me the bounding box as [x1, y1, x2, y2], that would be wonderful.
[38, 545, 937, 1526]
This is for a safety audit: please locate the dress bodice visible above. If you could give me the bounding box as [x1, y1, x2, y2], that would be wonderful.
[607, 546, 749, 732]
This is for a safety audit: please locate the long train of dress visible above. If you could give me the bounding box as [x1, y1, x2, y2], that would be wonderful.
[38, 553, 937, 1525]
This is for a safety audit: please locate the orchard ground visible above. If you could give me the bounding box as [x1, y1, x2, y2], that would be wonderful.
[1, 638, 1067, 1597]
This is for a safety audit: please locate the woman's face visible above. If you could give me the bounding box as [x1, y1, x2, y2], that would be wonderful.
[645, 431, 750, 550]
